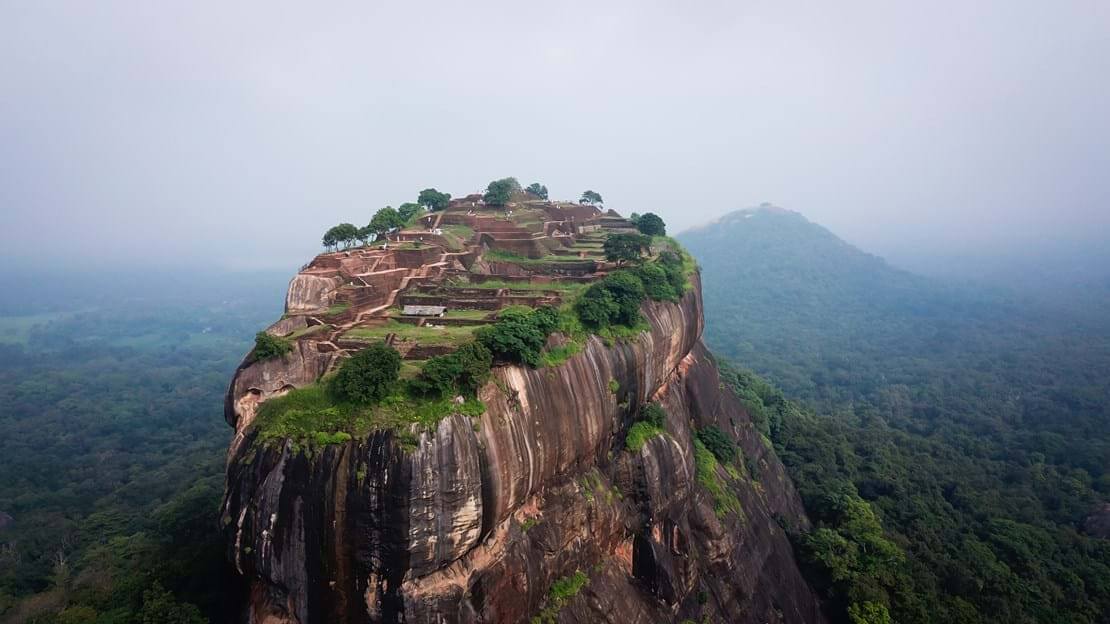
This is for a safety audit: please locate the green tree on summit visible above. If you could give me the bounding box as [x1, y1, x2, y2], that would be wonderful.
[417, 188, 451, 211]
[367, 206, 404, 240]
[484, 177, 521, 206]
[323, 223, 359, 250]
[636, 212, 666, 236]
[580, 190, 603, 205]
[603, 233, 652, 264]
[397, 202, 422, 223]
[525, 182, 549, 200]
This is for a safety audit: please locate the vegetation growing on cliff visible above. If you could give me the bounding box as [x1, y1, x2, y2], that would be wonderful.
[329, 344, 401, 404]
[251, 331, 291, 360]
[693, 438, 743, 519]
[252, 383, 484, 449]
[530, 570, 590, 624]
[625, 403, 667, 452]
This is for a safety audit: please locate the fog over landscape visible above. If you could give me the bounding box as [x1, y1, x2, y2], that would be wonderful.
[5, 4, 1110, 624]
[3, 1, 1108, 277]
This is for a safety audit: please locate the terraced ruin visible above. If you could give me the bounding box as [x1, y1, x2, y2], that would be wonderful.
[270, 193, 640, 376]
[222, 186, 829, 624]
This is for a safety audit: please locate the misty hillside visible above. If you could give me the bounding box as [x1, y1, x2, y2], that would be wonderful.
[681, 205, 1031, 396]
[681, 207, 1110, 623]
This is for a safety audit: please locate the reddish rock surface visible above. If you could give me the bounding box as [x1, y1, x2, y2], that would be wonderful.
[221, 203, 826, 623]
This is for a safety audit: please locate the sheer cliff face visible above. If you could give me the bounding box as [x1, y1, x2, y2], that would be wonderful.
[222, 275, 827, 624]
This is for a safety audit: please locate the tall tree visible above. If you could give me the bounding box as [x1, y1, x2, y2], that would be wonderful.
[397, 202, 422, 223]
[603, 233, 652, 264]
[484, 177, 521, 206]
[525, 182, 549, 200]
[417, 188, 452, 211]
[580, 190, 603, 205]
[329, 344, 401, 404]
[367, 207, 404, 240]
[636, 212, 666, 236]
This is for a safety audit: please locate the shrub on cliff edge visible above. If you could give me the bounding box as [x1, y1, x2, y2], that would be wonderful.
[252, 332, 292, 361]
[329, 344, 401, 404]
[476, 306, 559, 367]
[409, 341, 493, 398]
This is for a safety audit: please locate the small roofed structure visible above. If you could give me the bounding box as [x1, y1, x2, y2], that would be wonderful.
[402, 305, 446, 317]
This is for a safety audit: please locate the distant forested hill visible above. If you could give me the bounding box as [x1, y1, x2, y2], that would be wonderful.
[680, 207, 1110, 624]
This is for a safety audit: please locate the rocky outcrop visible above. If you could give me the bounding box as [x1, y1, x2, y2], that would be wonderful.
[222, 275, 826, 623]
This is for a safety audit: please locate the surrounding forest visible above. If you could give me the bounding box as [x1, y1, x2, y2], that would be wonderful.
[0, 271, 288, 623]
[681, 207, 1110, 624]
[4, 208, 1110, 623]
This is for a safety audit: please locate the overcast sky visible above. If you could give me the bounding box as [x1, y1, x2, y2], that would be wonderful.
[2, 1, 1108, 273]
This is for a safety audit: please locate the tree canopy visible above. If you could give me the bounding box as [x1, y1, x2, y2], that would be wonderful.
[409, 341, 493, 398]
[603, 233, 652, 264]
[328, 344, 401, 404]
[322, 223, 360, 250]
[525, 182, 549, 200]
[580, 190, 603, 205]
[484, 177, 521, 206]
[417, 188, 451, 211]
[367, 206, 404, 240]
[575, 271, 647, 329]
[475, 306, 558, 367]
[397, 202, 422, 223]
[636, 212, 666, 236]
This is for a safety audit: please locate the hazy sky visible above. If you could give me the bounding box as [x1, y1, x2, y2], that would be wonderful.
[2, 1, 1108, 273]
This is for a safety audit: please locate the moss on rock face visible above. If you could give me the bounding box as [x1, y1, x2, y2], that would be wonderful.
[530, 570, 590, 624]
[693, 438, 743, 519]
[625, 420, 665, 452]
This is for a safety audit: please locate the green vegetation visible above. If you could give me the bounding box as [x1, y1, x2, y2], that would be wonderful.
[322, 222, 359, 250]
[475, 306, 558, 367]
[625, 421, 662, 451]
[251, 331, 291, 360]
[344, 320, 476, 346]
[576, 272, 646, 329]
[253, 383, 485, 448]
[417, 188, 451, 211]
[530, 570, 589, 624]
[603, 233, 651, 264]
[635, 212, 666, 236]
[625, 404, 666, 452]
[684, 209, 1110, 624]
[538, 341, 580, 368]
[325, 301, 350, 316]
[483, 177, 520, 206]
[0, 271, 287, 622]
[397, 202, 422, 223]
[482, 249, 592, 266]
[409, 342, 493, 398]
[443, 224, 474, 241]
[695, 426, 736, 463]
[328, 344, 401, 404]
[579, 190, 603, 205]
[693, 438, 742, 518]
[365, 206, 405, 240]
[446, 277, 584, 294]
[525, 182, 549, 199]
